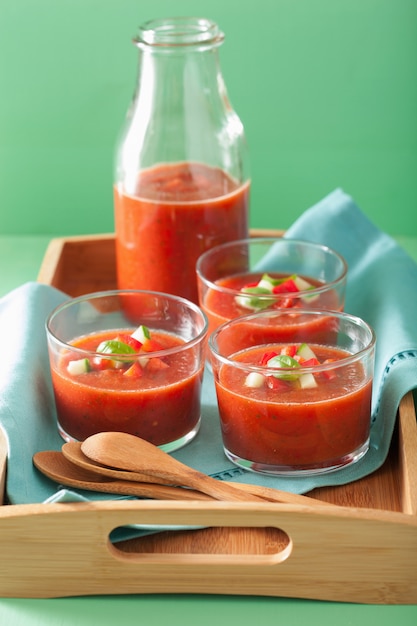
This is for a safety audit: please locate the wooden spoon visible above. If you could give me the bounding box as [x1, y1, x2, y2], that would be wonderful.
[33, 450, 213, 501]
[65, 440, 331, 507]
[81, 432, 272, 503]
[62, 441, 173, 486]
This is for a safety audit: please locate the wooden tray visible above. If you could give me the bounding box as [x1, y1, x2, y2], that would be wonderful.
[0, 231, 416, 603]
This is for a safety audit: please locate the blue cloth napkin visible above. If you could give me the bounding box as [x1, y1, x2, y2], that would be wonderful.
[1, 188, 416, 508]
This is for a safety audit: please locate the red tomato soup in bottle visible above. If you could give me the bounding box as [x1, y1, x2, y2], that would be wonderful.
[114, 162, 249, 304]
[114, 18, 250, 304]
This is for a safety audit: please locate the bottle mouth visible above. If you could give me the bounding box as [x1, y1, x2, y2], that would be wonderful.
[133, 16, 224, 49]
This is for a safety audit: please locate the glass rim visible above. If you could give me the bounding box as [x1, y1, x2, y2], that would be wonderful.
[196, 237, 348, 297]
[208, 308, 376, 372]
[46, 289, 209, 357]
[134, 17, 224, 49]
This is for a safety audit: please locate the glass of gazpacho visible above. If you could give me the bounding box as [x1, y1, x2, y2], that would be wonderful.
[46, 290, 208, 452]
[196, 237, 347, 337]
[209, 309, 375, 475]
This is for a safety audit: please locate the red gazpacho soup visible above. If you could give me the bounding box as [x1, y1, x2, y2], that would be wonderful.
[50, 325, 204, 445]
[202, 271, 342, 338]
[114, 162, 249, 304]
[214, 342, 372, 472]
[208, 277, 342, 356]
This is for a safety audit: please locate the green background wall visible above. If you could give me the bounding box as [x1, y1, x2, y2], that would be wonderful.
[0, 0, 416, 237]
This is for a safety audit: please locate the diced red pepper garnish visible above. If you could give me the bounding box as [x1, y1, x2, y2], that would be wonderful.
[123, 362, 143, 378]
[146, 357, 170, 372]
[301, 358, 320, 367]
[141, 338, 165, 353]
[319, 359, 337, 380]
[91, 356, 115, 371]
[272, 279, 300, 294]
[280, 345, 298, 357]
[273, 297, 295, 309]
[260, 350, 279, 365]
[266, 376, 291, 391]
[115, 333, 142, 351]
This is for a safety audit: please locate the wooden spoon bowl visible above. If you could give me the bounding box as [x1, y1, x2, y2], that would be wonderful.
[62, 441, 173, 486]
[33, 450, 214, 501]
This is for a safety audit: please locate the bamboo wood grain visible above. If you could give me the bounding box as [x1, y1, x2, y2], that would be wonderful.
[0, 427, 7, 506]
[398, 391, 417, 515]
[0, 498, 416, 602]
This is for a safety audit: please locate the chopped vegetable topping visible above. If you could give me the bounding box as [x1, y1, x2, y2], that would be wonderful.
[296, 343, 317, 361]
[67, 358, 91, 376]
[267, 354, 301, 381]
[244, 372, 265, 388]
[96, 339, 137, 356]
[244, 342, 324, 389]
[67, 325, 169, 377]
[235, 273, 318, 311]
[123, 362, 143, 378]
[131, 324, 151, 344]
[235, 286, 275, 310]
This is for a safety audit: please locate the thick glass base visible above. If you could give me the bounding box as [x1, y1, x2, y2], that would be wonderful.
[57, 416, 201, 453]
[223, 437, 370, 477]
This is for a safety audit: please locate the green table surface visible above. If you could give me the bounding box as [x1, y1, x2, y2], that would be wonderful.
[0, 235, 416, 624]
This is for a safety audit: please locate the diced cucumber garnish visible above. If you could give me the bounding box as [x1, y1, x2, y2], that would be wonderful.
[131, 324, 151, 344]
[138, 355, 149, 368]
[292, 276, 312, 291]
[293, 276, 320, 302]
[244, 372, 265, 388]
[67, 358, 90, 375]
[296, 343, 318, 361]
[299, 372, 318, 389]
[257, 274, 276, 290]
[256, 279, 273, 291]
[235, 287, 274, 310]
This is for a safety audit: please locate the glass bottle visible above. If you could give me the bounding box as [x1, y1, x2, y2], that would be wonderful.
[114, 17, 250, 304]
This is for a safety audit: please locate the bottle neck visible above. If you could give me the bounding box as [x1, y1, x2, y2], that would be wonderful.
[117, 17, 248, 188]
[129, 18, 229, 159]
[132, 16, 224, 91]
[133, 17, 224, 51]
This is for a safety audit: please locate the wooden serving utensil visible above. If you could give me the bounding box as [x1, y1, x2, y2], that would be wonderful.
[81, 431, 328, 504]
[65, 440, 332, 507]
[62, 441, 173, 485]
[33, 450, 214, 501]
[81, 432, 267, 502]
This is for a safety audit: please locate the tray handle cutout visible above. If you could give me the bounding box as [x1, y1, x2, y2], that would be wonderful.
[108, 524, 293, 566]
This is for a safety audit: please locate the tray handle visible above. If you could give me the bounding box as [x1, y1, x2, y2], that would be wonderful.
[1, 499, 416, 602]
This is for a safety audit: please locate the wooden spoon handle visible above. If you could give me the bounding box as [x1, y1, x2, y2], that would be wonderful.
[68, 479, 215, 501]
[225, 481, 333, 506]
[184, 471, 265, 502]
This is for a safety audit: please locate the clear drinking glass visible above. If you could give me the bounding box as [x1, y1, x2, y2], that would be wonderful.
[46, 290, 208, 452]
[197, 237, 348, 337]
[209, 309, 375, 475]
